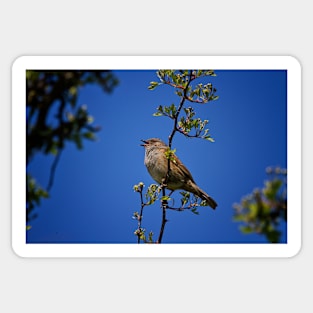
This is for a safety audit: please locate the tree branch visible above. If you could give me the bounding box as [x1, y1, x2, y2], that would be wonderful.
[46, 150, 62, 192]
[158, 71, 193, 244]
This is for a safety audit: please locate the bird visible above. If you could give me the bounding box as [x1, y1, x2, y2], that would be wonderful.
[141, 138, 217, 209]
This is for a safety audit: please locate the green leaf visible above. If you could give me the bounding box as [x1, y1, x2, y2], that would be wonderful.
[191, 208, 199, 215]
[165, 148, 176, 162]
[83, 132, 95, 140]
[49, 145, 58, 156]
[148, 81, 159, 90]
[153, 105, 164, 117]
[73, 133, 83, 149]
[263, 179, 283, 200]
[204, 136, 215, 142]
[266, 230, 281, 243]
[180, 191, 190, 206]
[176, 90, 183, 97]
[148, 231, 154, 243]
[196, 88, 201, 96]
[240, 225, 253, 234]
[161, 196, 171, 201]
[169, 103, 177, 116]
[69, 86, 77, 96]
[248, 203, 258, 218]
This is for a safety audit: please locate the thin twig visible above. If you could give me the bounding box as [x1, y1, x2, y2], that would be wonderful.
[157, 194, 168, 243]
[168, 71, 193, 147]
[137, 189, 145, 244]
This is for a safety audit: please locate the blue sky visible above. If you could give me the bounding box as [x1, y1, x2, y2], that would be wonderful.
[26, 69, 287, 244]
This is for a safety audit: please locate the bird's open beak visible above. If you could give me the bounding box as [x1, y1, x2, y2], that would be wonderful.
[140, 139, 147, 146]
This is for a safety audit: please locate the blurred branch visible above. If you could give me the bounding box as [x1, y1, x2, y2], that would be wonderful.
[233, 167, 287, 243]
[26, 70, 118, 226]
[46, 150, 62, 192]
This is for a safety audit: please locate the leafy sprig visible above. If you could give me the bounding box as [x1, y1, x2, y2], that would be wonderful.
[150, 70, 218, 142]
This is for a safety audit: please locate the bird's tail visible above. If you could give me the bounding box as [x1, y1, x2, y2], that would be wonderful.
[191, 184, 218, 210]
[199, 192, 218, 210]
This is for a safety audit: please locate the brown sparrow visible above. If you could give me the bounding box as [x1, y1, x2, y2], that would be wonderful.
[141, 138, 217, 209]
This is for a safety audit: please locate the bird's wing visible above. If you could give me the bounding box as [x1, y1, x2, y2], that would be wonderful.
[170, 153, 196, 183]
